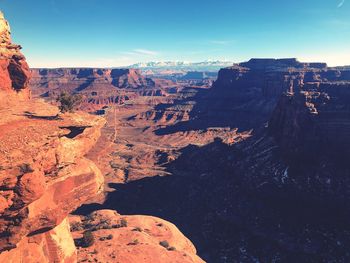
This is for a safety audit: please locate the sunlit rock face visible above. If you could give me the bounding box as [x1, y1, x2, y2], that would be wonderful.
[0, 99, 106, 262]
[0, 11, 31, 98]
[70, 210, 205, 263]
[0, 10, 106, 263]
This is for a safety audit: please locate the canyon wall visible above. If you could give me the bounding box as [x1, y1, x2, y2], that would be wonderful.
[29, 68, 173, 112]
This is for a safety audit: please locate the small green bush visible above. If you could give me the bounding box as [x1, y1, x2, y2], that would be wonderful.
[82, 231, 94, 247]
[19, 163, 34, 174]
[57, 92, 82, 113]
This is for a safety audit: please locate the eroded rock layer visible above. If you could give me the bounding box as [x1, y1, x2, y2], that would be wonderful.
[29, 68, 173, 111]
[0, 98, 105, 262]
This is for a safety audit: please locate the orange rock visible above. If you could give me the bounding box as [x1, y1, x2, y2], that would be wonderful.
[0, 218, 76, 263]
[71, 210, 205, 263]
[17, 170, 46, 204]
[0, 96, 105, 261]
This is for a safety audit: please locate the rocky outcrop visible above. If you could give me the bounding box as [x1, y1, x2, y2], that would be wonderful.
[70, 210, 204, 263]
[0, 97, 105, 262]
[0, 11, 30, 98]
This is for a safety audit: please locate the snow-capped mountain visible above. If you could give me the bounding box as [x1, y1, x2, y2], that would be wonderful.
[128, 60, 234, 72]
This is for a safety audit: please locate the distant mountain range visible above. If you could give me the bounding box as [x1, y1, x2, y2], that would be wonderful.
[128, 60, 234, 72]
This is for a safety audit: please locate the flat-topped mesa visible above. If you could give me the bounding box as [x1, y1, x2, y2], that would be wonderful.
[239, 58, 328, 71]
[0, 11, 30, 98]
[202, 58, 350, 131]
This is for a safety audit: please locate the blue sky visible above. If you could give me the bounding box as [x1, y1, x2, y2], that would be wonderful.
[1, 0, 349, 67]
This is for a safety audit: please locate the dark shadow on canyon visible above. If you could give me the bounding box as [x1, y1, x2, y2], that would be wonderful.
[154, 86, 278, 136]
[75, 137, 350, 262]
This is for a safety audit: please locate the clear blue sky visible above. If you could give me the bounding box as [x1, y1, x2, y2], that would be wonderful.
[1, 0, 349, 67]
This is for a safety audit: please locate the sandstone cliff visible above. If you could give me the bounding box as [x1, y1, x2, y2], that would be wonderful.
[0, 97, 106, 262]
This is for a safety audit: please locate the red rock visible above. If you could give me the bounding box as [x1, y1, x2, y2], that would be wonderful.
[70, 210, 205, 263]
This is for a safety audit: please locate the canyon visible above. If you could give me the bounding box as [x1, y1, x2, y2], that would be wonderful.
[1, 8, 350, 263]
[30, 54, 350, 262]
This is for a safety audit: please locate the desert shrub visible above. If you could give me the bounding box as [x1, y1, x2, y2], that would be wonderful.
[70, 222, 83, 232]
[120, 218, 128, 227]
[82, 231, 95, 247]
[19, 163, 34, 174]
[159, 240, 169, 248]
[57, 92, 82, 113]
[100, 234, 113, 241]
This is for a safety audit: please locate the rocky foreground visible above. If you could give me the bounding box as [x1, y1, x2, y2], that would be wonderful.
[0, 12, 203, 263]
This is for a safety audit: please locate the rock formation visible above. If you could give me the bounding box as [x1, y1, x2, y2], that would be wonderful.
[0, 11, 30, 98]
[0, 97, 106, 262]
[70, 210, 204, 263]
